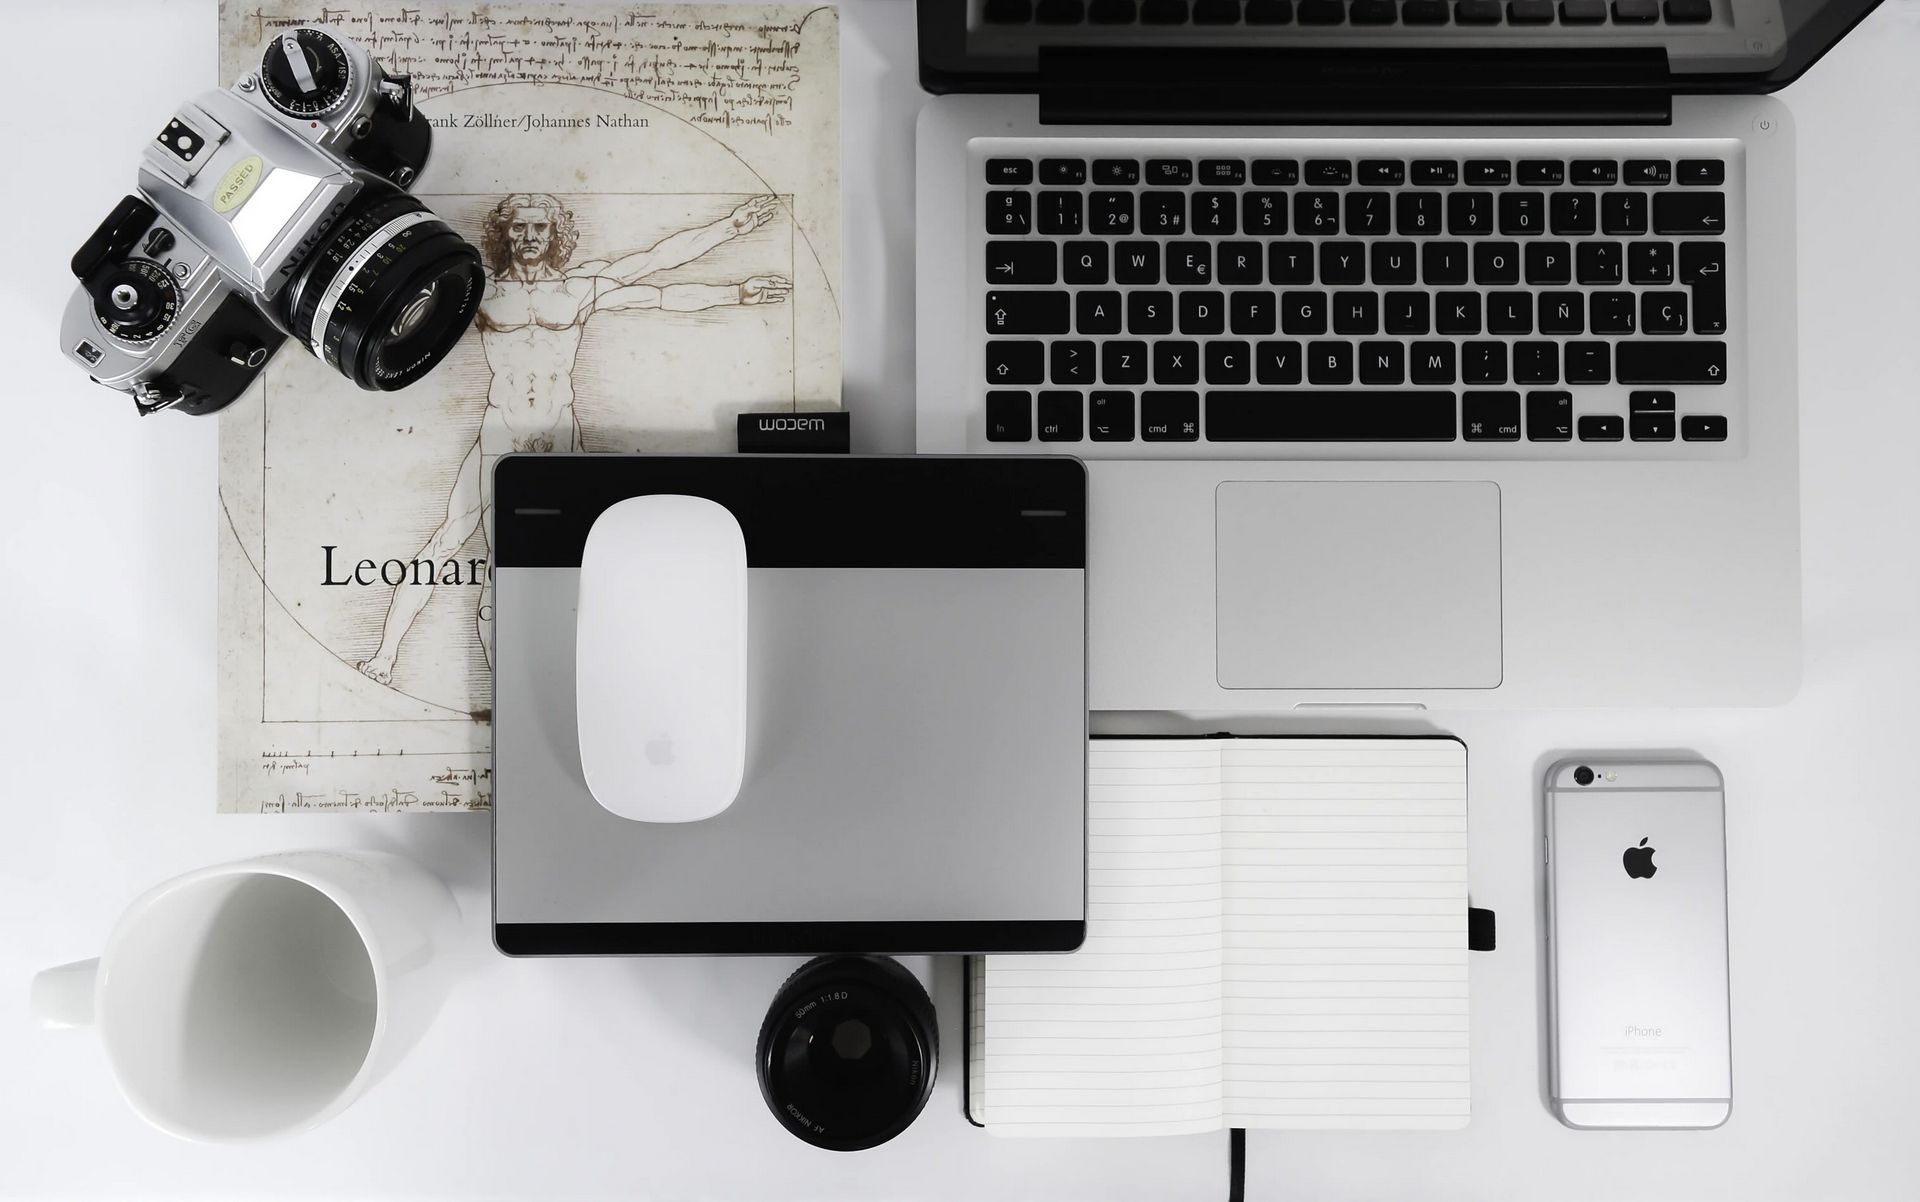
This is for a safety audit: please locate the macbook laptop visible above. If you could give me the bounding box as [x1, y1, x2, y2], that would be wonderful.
[915, 0, 1881, 711]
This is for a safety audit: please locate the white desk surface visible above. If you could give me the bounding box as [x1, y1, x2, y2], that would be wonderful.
[4, 2, 1919, 1198]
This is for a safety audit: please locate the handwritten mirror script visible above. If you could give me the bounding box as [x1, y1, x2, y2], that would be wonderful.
[215, 3, 839, 812]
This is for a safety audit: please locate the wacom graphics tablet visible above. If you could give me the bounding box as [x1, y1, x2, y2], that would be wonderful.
[491, 454, 1088, 955]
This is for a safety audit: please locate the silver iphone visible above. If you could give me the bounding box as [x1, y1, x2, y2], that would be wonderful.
[1546, 758, 1732, 1129]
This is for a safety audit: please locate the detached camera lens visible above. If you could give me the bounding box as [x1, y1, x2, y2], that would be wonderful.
[1574, 765, 1595, 786]
[756, 955, 937, 1151]
[285, 186, 482, 391]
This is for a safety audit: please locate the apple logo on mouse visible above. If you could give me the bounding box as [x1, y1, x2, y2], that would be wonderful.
[1622, 837, 1658, 880]
[645, 736, 676, 767]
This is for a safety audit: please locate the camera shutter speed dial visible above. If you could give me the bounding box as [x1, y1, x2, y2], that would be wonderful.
[260, 28, 353, 118]
[92, 260, 179, 344]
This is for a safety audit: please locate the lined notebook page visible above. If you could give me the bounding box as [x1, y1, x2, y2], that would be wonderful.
[1222, 739, 1470, 1130]
[980, 740, 1226, 1137]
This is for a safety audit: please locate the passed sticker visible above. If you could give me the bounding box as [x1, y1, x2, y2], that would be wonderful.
[212, 155, 265, 214]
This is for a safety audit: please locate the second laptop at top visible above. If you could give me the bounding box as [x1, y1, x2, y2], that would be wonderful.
[912, 1, 1882, 710]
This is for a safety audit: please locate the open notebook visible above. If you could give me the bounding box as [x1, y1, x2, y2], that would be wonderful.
[968, 737, 1470, 1136]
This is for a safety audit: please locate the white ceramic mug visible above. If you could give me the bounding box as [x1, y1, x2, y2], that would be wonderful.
[30, 849, 459, 1142]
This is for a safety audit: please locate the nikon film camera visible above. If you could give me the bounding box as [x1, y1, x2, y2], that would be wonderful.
[62, 27, 482, 416]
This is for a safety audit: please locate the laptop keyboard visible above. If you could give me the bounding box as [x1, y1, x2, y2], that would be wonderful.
[981, 0, 1713, 26]
[974, 141, 1738, 453]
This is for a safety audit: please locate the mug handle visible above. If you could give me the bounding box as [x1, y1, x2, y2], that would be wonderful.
[31, 959, 100, 1029]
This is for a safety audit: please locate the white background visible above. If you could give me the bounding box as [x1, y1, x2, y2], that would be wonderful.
[3, 1, 1919, 1198]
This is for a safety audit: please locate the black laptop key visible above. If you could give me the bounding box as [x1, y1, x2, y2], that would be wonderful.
[1103, 340, 1150, 383]
[1270, 241, 1315, 284]
[1628, 241, 1675, 285]
[1413, 160, 1460, 186]
[1230, 290, 1276, 334]
[1345, 191, 1393, 236]
[1578, 415, 1623, 442]
[1692, 279, 1728, 335]
[1309, 342, 1353, 383]
[1193, 191, 1237, 235]
[1508, 0, 1554, 20]
[1385, 291, 1431, 335]
[1538, 291, 1584, 335]
[1076, 290, 1124, 334]
[1464, 392, 1522, 441]
[987, 342, 1045, 385]
[1565, 341, 1611, 384]
[1205, 341, 1252, 384]
[1435, 291, 1482, 335]
[1642, 291, 1689, 335]
[1559, 0, 1605, 21]
[1664, 0, 1712, 20]
[1142, 191, 1187, 234]
[1456, 0, 1502, 22]
[987, 191, 1031, 235]
[1590, 291, 1637, 334]
[1351, 0, 1397, 22]
[1371, 241, 1418, 285]
[1601, 191, 1648, 235]
[1550, 191, 1597, 235]
[1630, 391, 1675, 414]
[984, 0, 1035, 23]
[1063, 241, 1110, 284]
[1625, 159, 1672, 185]
[1051, 340, 1096, 385]
[1466, 160, 1511, 186]
[1359, 341, 1406, 384]
[1361, 160, 1406, 186]
[1040, 159, 1087, 185]
[1299, 0, 1347, 22]
[987, 291, 1070, 335]
[1682, 414, 1729, 441]
[1653, 192, 1726, 235]
[1200, 159, 1247, 185]
[1243, 191, 1286, 235]
[1253, 158, 1300, 185]
[1218, 241, 1265, 285]
[1423, 241, 1470, 285]
[1179, 290, 1226, 334]
[1038, 192, 1083, 235]
[1448, 191, 1494, 236]
[1525, 241, 1571, 285]
[1333, 291, 1379, 335]
[1246, 0, 1297, 20]
[1519, 160, 1565, 187]
[1404, 0, 1451, 20]
[1410, 341, 1456, 384]
[1527, 391, 1573, 441]
[1577, 241, 1623, 285]
[1141, 0, 1192, 22]
[987, 159, 1033, 186]
[1474, 241, 1520, 286]
[986, 392, 1032, 441]
[1488, 292, 1532, 336]
[1128, 290, 1174, 334]
[1463, 341, 1508, 385]
[1630, 413, 1676, 441]
[1319, 241, 1366, 285]
[1037, 0, 1088, 20]
[1678, 159, 1725, 186]
[1397, 191, 1444, 236]
[1499, 192, 1545, 235]
[1115, 241, 1160, 284]
[1168, 241, 1214, 284]
[986, 242, 1056, 284]
[1296, 191, 1341, 235]
[1613, 0, 1659, 19]
[1572, 160, 1619, 186]
[1194, 0, 1245, 21]
[1089, 391, 1135, 441]
[1154, 340, 1201, 384]
[1094, 159, 1141, 185]
[1089, 0, 1140, 21]
[1256, 341, 1303, 384]
[1037, 391, 1083, 442]
[1147, 159, 1194, 186]
[1616, 341, 1726, 384]
[1142, 392, 1201, 440]
[1282, 290, 1329, 334]
[1205, 391, 1458, 441]
[1514, 341, 1558, 385]
[1091, 191, 1136, 235]
[1306, 159, 1353, 186]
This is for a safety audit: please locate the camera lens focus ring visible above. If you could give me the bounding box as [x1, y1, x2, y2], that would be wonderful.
[285, 187, 482, 392]
[1573, 765, 1596, 786]
[756, 955, 938, 1152]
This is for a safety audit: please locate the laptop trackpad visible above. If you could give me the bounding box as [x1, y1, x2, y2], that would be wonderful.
[1216, 481, 1502, 690]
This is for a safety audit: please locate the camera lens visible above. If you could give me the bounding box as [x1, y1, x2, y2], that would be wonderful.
[1573, 765, 1595, 786]
[284, 185, 482, 391]
[756, 955, 937, 1151]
